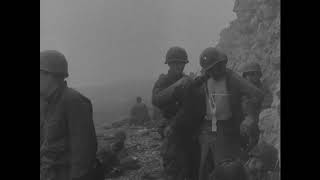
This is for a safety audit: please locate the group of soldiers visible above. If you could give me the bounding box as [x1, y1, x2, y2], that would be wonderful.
[40, 45, 274, 180]
[152, 46, 272, 180]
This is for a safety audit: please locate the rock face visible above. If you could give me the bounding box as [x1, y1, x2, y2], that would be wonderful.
[216, 0, 280, 163]
[259, 81, 280, 161]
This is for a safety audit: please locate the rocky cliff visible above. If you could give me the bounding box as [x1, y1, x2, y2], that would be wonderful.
[216, 0, 280, 162]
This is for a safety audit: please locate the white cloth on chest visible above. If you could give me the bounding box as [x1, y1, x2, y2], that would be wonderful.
[206, 77, 232, 131]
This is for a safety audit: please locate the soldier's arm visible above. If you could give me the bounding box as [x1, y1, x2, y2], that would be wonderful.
[152, 74, 169, 108]
[152, 74, 194, 108]
[190, 73, 210, 89]
[66, 96, 97, 178]
[232, 72, 264, 103]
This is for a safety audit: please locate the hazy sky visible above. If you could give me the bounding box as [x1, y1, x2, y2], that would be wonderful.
[40, 0, 236, 87]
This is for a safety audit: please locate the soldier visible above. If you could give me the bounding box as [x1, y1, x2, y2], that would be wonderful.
[152, 46, 197, 180]
[40, 50, 103, 180]
[196, 47, 264, 179]
[130, 96, 150, 126]
[239, 62, 272, 155]
[240, 62, 273, 109]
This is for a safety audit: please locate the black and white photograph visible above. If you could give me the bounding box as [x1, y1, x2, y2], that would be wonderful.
[40, 0, 280, 179]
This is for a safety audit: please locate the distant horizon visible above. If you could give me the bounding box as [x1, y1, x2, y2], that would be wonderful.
[41, 0, 236, 88]
[71, 67, 207, 88]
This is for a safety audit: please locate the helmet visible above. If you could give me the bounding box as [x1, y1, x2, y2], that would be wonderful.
[211, 159, 249, 180]
[199, 47, 228, 72]
[240, 62, 262, 75]
[249, 141, 278, 171]
[165, 46, 188, 64]
[40, 50, 69, 77]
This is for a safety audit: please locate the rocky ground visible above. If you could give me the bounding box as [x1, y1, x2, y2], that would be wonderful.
[97, 121, 164, 180]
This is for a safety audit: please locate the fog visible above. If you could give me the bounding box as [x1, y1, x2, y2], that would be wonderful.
[40, 0, 236, 87]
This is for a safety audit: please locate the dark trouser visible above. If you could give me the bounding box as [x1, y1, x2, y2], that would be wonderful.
[160, 132, 198, 180]
[214, 120, 241, 165]
[198, 131, 216, 180]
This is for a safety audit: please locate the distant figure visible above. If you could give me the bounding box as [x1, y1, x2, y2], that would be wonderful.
[130, 97, 150, 125]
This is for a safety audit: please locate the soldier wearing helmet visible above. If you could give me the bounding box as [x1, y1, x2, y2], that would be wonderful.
[192, 47, 264, 180]
[40, 50, 103, 180]
[240, 62, 262, 88]
[152, 46, 198, 180]
[239, 62, 273, 157]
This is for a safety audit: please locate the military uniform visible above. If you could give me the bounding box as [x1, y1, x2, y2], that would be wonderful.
[152, 71, 200, 180]
[194, 70, 263, 177]
[152, 46, 200, 180]
[240, 81, 264, 154]
[40, 82, 103, 180]
[196, 48, 264, 179]
[152, 72, 189, 180]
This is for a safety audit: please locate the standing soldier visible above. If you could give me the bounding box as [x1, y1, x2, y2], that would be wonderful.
[152, 46, 195, 180]
[196, 47, 264, 179]
[40, 50, 103, 180]
[239, 62, 272, 155]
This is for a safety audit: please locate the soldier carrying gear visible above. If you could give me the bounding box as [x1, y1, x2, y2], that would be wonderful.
[152, 46, 199, 180]
[193, 47, 264, 180]
[40, 50, 103, 180]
